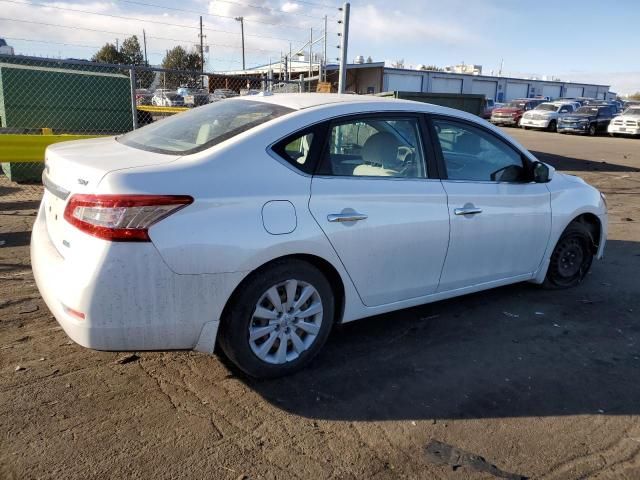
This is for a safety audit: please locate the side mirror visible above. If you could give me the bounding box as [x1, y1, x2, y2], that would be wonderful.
[533, 161, 550, 183]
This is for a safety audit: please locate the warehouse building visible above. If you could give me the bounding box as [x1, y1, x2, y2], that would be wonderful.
[324, 62, 610, 101]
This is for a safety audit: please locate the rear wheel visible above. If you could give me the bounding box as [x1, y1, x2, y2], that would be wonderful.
[548, 120, 557, 132]
[218, 260, 335, 378]
[588, 124, 597, 136]
[544, 222, 594, 289]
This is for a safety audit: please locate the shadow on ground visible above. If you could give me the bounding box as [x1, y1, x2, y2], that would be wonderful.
[242, 239, 640, 421]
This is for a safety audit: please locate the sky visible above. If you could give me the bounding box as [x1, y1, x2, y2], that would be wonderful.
[1, 0, 639, 94]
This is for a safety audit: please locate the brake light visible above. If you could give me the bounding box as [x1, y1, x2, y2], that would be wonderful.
[63, 194, 193, 241]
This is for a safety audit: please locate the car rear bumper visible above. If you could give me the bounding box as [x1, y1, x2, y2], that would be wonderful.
[31, 201, 241, 352]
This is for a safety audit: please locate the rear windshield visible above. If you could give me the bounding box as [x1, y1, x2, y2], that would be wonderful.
[118, 99, 294, 155]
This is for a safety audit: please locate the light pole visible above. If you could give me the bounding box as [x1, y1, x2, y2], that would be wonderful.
[235, 16, 245, 70]
[338, 2, 350, 94]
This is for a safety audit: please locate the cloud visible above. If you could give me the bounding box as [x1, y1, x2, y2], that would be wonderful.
[350, 4, 478, 48]
[281, 2, 300, 13]
[2, 0, 315, 68]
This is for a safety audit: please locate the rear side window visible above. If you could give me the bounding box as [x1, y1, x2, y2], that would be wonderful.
[118, 99, 293, 155]
[271, 128, 319, 175]
[318, 117, 427, 178]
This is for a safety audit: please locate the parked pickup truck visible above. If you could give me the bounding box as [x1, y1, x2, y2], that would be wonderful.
[557, 105, 614, 135]
[608, 106, 640, 137]
[490, 99, 544, 127]
[520, 102, 577, 132]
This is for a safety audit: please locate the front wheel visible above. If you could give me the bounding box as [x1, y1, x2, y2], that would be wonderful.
[548, 120, 557, 132]
[588, 124, 597, 136]
[544, 222, 594, 289]
[218, 260, 335, 378]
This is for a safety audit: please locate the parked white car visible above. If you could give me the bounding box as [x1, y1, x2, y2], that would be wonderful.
[151, 90, 184, 107]
[520, 102, 577, 132]
[608, 106, 640, 137]
[32, 94, 607, 378]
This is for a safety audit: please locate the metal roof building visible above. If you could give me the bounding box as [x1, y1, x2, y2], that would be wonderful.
[324, 62, 610, 101]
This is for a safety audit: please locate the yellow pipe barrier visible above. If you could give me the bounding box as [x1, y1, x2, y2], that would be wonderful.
[137, 105, 189, 113]
[0, 134, 106, 163]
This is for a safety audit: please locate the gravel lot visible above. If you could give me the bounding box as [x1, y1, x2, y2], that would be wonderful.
[1, 129, 639, 479]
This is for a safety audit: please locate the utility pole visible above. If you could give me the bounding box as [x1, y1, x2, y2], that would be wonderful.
[116, 38, 119, 52]
[235, 16, 245, 70]
[199, 16, 205, 73]
[323, 15, 328, 82]
[309, 28, 313, 83]
[289, 42, 292, 81]
[142, 29, 148, 66]
[338, 2, 350, 94]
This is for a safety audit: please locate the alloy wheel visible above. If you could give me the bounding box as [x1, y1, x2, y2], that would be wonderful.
[248, 279, 323, 365]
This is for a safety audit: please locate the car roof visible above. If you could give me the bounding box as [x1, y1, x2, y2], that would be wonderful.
[237, 93, 405, 110]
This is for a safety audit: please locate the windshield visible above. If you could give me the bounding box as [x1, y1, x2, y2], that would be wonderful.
[535, 103, 558, 112]
[576, 106, 598, 115]
[505, 102, 526, 109]
[624, 108, 640, 116]
[118, 99, 294, 154]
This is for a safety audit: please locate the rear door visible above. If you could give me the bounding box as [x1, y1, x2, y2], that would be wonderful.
[429, 115, 551, 291]
[309, 114, 450, 307]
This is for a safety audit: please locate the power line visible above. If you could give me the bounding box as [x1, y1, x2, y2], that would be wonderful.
[197, 0, 334, 19]
[3, 37, 246, 63]
[116, 0, 323, 27]
[0, 17, 284, 54]
[0, 0, 307, 44]
[281, 0, 340, 8]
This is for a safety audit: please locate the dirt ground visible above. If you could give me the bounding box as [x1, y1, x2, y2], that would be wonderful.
[1, 130, 639, 480]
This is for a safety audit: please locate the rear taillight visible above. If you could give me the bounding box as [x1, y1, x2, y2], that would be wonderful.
[63, 194, 193, 242]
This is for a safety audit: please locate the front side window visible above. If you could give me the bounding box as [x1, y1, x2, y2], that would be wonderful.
[119, 99, 293, 155]
[320, 117, 427, 178]
[433, 118, 527, 182]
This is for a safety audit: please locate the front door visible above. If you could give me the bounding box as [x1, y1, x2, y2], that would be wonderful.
[430, 116, 552, 291]
[309, 114, 450, 307]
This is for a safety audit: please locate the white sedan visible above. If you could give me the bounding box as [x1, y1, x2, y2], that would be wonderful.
[32, 93, 607, 378]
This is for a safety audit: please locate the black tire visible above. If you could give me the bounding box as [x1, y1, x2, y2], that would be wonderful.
[218, 259, 335, 378]
[548, 120, 557, 132]
[588, 123, 597, 136]
[522, 126, 530, 130]
[543, 222, 595, 289]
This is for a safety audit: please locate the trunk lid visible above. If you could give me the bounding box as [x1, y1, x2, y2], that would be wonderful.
[42, 136, 181, 255]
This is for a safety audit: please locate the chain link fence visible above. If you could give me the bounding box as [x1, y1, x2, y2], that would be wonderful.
[0, 54, 304, 209]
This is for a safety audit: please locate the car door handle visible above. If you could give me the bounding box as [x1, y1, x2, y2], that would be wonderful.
[454, 207, 483, 216]
[327, 212, 368, 223]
